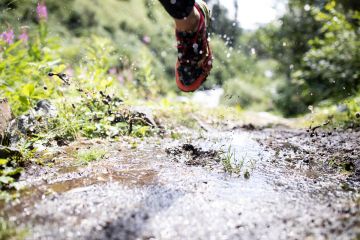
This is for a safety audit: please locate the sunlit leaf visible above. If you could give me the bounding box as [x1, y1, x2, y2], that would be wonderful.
[21, 83, 35, 97]
[0, 176, 14, 184]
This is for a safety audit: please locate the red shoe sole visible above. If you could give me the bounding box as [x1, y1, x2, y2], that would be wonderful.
[175, 60, 211, 92]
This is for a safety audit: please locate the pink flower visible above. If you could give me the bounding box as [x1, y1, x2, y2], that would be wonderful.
[19, 27, 29, 43]
[109, 67, 117, 75]
[37, 1, 48, 21]
[65, 68, 74, 77]
[117, 75, 125, 84]
[142, 35, 151, 44]
[1, 29, 15, 44]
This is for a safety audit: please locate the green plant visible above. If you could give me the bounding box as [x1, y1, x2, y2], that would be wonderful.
[298, 93, 360, 129]
[76, 147, 106, 165]
[133, 54, 161, 100]
[0, 152, 24, 201]
[344, 97, 360, 128]
[221, 146, 243, 175]
[0, 218, 26, 240]
[131, 125, 151, 138]
[274, 1, 360, 116]
[0, 17, 64, 115]
[170, 131, 182, 140]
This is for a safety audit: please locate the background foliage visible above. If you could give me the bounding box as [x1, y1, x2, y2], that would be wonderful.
[0, 0, 359, 117]
[247, 0, 359, 116]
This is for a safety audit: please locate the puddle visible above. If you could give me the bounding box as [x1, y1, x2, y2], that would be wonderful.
[58, 166, 80, 174]
[48, 169, 157, 193]
[1, 168, 158, 219]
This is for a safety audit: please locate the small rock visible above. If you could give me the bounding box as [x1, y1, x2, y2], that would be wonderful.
[337, 104, 348, 113]
[303, 158, 310, 164]
[244, 170, 250, 179]
[0, 98, 12, 143]
[130, 106, 157, 128]
[35, 100, 58, 117]
[241, 123, 256, 131]
[8, 100, 58, 144]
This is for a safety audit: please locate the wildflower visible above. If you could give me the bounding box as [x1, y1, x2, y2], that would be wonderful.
[109, 67, 117, 75]
[0, 28, 15, 44]
[37, 1, 48, 21]
[65, 68, 74, 77]
[19, 27, 29, 43]
[117, 75, 125, 84]
[142, 35, 151, 44]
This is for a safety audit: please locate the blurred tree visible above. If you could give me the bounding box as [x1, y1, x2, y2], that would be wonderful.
[247, 0, 359, 116]
[234, 0, 239, 22]
[337, 0, 360, 11]
[209, 3, 242, 46]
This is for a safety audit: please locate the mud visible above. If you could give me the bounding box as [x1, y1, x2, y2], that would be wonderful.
[166, 143, 219, 167]
[1, 128, 360, 240]
[258, 128, 360, 182]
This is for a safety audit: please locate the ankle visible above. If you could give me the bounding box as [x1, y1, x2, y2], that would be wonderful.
[174, 7, 200, 32]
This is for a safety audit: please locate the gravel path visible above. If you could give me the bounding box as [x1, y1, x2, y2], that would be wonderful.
[3, 129, 360, 240]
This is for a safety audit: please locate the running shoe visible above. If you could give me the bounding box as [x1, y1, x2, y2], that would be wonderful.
[175, 0, 213, 92]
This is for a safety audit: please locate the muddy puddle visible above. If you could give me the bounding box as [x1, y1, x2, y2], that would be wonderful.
[2, 129, 360, 240]
[42, 169, 157, 194]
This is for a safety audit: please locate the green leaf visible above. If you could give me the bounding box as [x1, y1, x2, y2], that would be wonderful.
[18, 95, 29, 105]
[21, 83, 35, 97]
[4, 40, 22, 54]
[3, 167, 23, 176]
[0, 176, 14, 184]
[324, 1, 336, 11]
[0, 159, 8, 166]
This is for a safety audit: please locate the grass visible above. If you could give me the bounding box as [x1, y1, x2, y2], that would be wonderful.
[221, 146, 243, 175]
[76, 148, 107, 165]
[294, 95, 360, 130]
[0, 218, 26, 240]
[220, 146, 255, 179]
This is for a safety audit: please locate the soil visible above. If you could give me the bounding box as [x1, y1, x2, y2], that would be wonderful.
[1, 126, 360, 240]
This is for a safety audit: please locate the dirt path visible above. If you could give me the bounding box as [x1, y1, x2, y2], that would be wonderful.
[2, 128, 360, 240]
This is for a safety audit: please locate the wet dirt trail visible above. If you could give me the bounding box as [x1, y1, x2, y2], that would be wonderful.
[2, 128, 360, 240]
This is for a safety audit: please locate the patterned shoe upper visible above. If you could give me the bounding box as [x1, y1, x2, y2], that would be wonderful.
[176, 3, 212, 87]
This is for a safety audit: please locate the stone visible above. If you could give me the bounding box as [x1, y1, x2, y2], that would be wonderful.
[35, 100, 58, 117]
[7, 100, 58, 145]
[0, 98, 12, 143]
[130, 106, 157, 128]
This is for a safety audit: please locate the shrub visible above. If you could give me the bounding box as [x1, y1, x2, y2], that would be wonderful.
[276, 2, 360, 116]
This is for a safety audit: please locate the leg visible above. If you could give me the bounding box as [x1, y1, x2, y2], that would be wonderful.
[158, 0, 195, 19]
[158, 0, 199, 32]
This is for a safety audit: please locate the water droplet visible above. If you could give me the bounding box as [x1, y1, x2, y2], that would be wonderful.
[304, 4, 311, 11]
